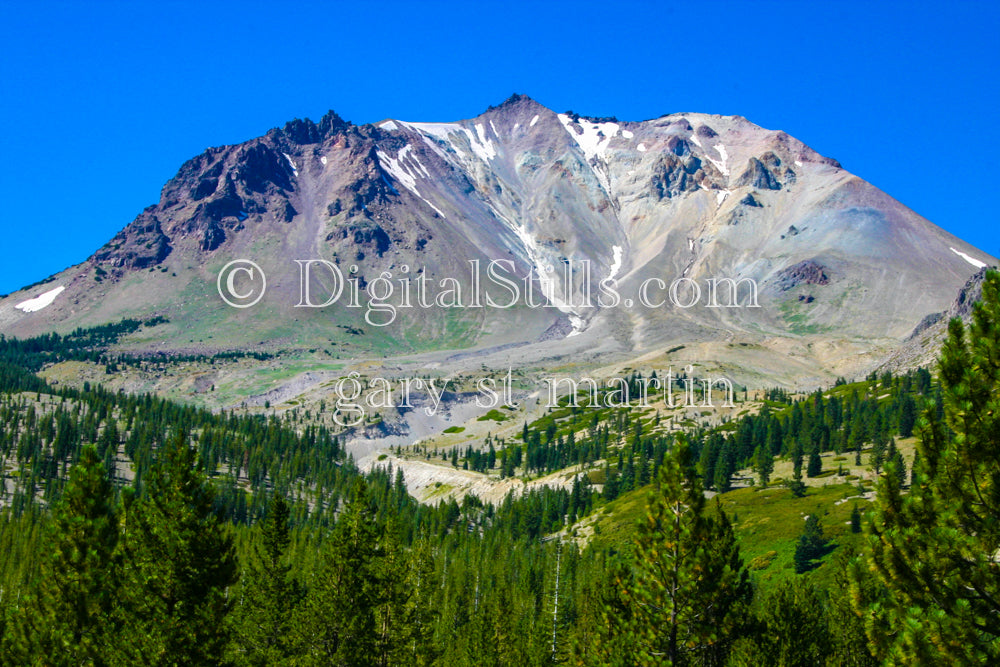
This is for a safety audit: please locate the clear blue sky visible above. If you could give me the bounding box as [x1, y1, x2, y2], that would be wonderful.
[1, 0, 997, 295]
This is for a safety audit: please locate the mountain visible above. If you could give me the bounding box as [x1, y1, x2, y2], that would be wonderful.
[0, 94, 992, 389]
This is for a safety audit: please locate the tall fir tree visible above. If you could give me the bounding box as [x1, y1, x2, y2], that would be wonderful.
[9, 444, 118, 666]
[793, 515, 827, 574]
[230, 494, 302, 666]
[728, 579, 832, 667]
[806, 446, 822, 478]
[855, 269, 1000, 664]
[295, 477, 384, 666]
[611, 439, 750, 665]
[753, 444, 773, 488]
[115, 429, 238, 666]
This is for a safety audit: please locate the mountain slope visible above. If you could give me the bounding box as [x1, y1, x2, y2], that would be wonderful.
[0, 95, 992, 387]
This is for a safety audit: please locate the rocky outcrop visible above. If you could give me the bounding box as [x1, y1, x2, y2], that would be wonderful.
[651, 154, 721, 199]
[947, 267, 988, 320]
[737, 157, 782, 190]
[236, 143, 294, 194]
[774, 260, 830, 291]
[93, 210, 172, 269]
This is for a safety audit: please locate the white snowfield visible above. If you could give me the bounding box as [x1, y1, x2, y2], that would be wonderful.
[15, 285, 65, 313]
[607, 245, 624, 281]
[556, 114, 620, 163]
[376, 144, 446, 218]
[706, 143, 729, 177]
[403, 121, 496, 163]
[282, 152, 298, 177]
[950, 247, 987, 269]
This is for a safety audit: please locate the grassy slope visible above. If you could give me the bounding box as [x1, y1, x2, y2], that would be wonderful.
[587, 480, 873, 590]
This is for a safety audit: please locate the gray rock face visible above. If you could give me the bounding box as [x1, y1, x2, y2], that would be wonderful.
[737, 157, 782, 190]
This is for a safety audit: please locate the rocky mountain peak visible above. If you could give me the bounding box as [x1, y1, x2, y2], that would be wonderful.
[0, 97, 994, 390]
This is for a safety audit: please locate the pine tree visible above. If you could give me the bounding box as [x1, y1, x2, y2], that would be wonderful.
[9, 444, 118, 665]
[886, 437, 906, 487]
[295, 478, 383, 666]
[727, 578, 832, 667]
[230, 494, 302, 665]
[405, 537, 440, 667]
[373, 517, 414, 667]
[613, 440, 750, 665]
[856, 269, 1000, 663]
[806, 446, 822, 478]
[898, 393, 917, 438]
[115, 429, 238, 666]
[791, 440, 804, 480]
[869, 431, 886, 475]
[575, 553, 635, 667]
[793, 514, 827, 574]
[753, 444, 773, 488]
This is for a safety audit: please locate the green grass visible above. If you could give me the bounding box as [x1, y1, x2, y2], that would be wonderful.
[443, 426, 465, 434]
[778, 298, 833, 336]
[716, 483, 865, 586]
[586, 481, 872, 590]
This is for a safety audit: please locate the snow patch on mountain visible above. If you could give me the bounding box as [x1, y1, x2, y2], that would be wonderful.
[950, 247, 987, 269]
[282, 153, 298, 177]
[377, 145, 446, 218]
[15, 285, 65, 313]
[556, 114, 620, 162]
[379, 120, 398, 131]
[467, 125, 497, 162]
[706, 144, 729, 177]
[496, 211, 584, 337]
[607, 245, 623, 281]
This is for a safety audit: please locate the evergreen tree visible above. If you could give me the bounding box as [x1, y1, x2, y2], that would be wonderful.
[612, 440, 750, 665]
[230, 494, 302, 665]
[115, 429, 238, 666]
[897, 394, 917, 438]
[886, 438, 906, 487]
[791, 440, 804, 481]
[728, 579, 832, 667]
[9, 445, 118, 666]
[806, 446, 822, 478]
[404, 537, 440, 667]
[753, 444, 773, 488]
[856, 269, 1000, 664]
[295, 478, 383, 666]
[868, 440, 885, 474]
[793, 515, 827, 574]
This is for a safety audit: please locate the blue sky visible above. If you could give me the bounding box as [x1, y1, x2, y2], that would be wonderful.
[0, 0, 997, 295]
